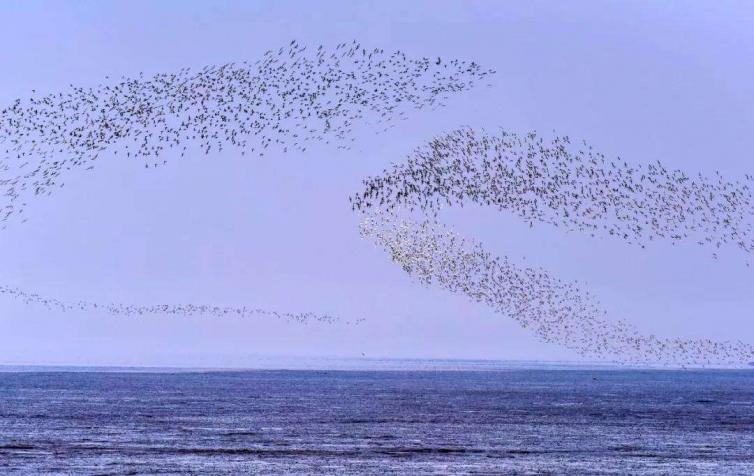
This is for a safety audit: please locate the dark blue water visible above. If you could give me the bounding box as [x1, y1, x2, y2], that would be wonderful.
[1, 368, 753, 474]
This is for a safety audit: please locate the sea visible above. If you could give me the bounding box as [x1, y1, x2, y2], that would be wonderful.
[1, 359, 753, 475]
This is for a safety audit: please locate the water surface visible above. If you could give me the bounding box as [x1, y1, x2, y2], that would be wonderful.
[1, 365, 753, 474]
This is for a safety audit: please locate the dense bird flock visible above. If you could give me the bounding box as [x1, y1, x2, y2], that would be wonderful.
[353, 128, 754, 366]
[0, 42, 492, 324]
[359, 212, 753, 366]
[0, 40, 493, 228]
[1, 41, 751, 366]
[0, 284, 356, 325]
[352, 128, 754, 261]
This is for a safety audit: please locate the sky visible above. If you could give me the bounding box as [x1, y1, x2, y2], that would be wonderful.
[1, 0, 753, 368]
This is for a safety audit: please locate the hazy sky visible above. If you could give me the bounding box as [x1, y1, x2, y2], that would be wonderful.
[1, 0, 753, 367]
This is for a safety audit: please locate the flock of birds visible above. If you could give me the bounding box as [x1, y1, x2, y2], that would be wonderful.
[1, 41, 751, 366]
[0, 40, 493, 228]
[352, 128, 754, 262]
[0, 42, 492, 325]
[353, 128, 754, 366]
[352, 128, 754, 365]
[358, 213, 753, 366]
[0, 284, 357, 325]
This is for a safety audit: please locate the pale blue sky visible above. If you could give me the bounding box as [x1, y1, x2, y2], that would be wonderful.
[1, 1, 753, 367]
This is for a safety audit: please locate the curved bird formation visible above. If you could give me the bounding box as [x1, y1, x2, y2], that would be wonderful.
[353, 128, 754, 366]
[1, 42, 751, 366]
[1, 40, 493, 228]
[0, 41, 491, 325]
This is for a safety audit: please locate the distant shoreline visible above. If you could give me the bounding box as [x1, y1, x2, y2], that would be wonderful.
[2, 358, 752, 373]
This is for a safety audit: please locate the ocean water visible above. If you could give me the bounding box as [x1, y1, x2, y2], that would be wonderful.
[1, 363, 753, 474]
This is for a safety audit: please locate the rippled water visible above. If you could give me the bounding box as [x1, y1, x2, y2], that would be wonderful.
[1, 365, 753, 474]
